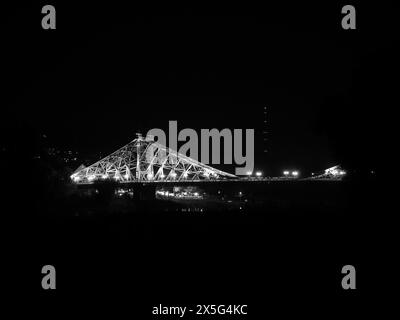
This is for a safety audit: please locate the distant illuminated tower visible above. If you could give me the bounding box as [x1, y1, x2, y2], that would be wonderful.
[263, 106, 268, 153]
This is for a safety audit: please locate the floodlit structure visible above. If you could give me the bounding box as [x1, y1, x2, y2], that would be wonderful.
[323, 165, 346, 177]
[71, 134, 236, 184]
[310, 165, 346, 180]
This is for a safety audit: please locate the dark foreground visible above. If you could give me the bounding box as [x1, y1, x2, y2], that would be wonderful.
[5, 179, 394, 317]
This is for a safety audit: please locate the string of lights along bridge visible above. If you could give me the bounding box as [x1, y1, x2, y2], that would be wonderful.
[70, 135, 346, 184]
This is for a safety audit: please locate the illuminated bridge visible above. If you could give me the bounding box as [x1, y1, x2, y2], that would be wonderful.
[71, 134, 237, 184]
[70, 134, 346, 188]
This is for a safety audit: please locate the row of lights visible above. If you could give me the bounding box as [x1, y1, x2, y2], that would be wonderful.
[246, 171, 299, 177]
[246, 171, 263, 177]
[80, 171, 191, 181]
[75, 170, 303, 182]
[74, 170, 301, 182]
[283, 170, 299, 177]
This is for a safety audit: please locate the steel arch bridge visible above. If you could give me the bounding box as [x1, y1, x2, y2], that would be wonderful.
[71, 134, 236, 184]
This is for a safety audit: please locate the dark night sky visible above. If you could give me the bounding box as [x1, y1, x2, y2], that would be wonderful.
[1, 3, 396, 175]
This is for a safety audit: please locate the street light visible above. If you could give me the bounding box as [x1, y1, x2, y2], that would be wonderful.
[283, 171, 290, 176]
[292, 171, 299, 177]
[246, 171, 252, 176]
[255, 171, 262, 177]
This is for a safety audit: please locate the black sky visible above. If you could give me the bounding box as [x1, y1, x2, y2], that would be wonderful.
[1, 3, 396, 175]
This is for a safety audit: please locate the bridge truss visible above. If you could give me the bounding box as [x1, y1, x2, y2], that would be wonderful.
[71, 135, 236, 184]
